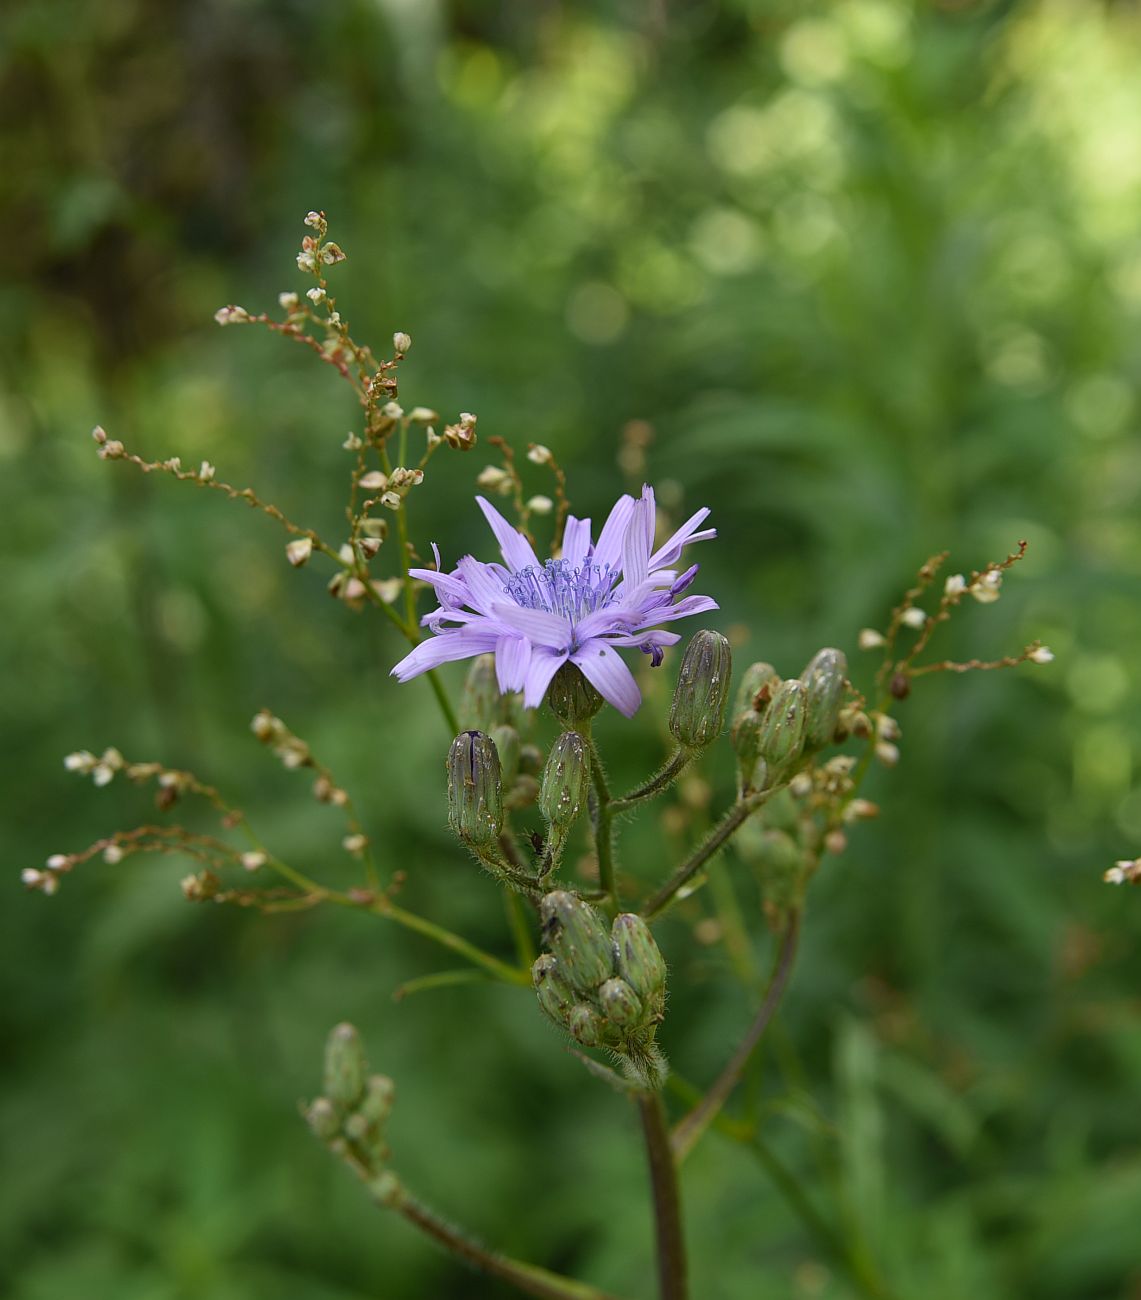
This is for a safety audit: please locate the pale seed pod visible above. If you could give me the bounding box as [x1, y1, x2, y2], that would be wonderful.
[598, 977, 644, 1029]
[324, 1023, 366, 1109]
[757, 679, 807, 774]
[800, 648, 847, 750]
[539, 731, 590, 831]
[446, 731, 503, 848]
[546, 663, 603, 727]
[669, 630, 732, 749]
[540, 890, 614, 992]
[611, 912, 667, 1005]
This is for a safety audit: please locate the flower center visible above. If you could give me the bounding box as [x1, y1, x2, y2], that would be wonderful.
[504, 559, 617, 625]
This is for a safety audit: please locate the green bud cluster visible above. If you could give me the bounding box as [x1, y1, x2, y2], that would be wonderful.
[532, 892, 668, 1087]
[446, 730, 503, 848]
[669, 630, 732, 750]
[308, 1023, 398, 1179]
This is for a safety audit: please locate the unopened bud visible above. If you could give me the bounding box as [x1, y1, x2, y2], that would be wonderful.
[611, 913, 667, 1008]
[568, 1003, 609, 1047]
[597, 977, 643, 1029]
[669, 630, 732, 749]
[490, 725, 520, 785]
[757, 679, 808, 775]
[540, 732, 590, 831]
[734, 661, 779, 716]
[306, 1097, 340, 1141]
[358, 1074, 396, 1125]
[460, 655, 501, 731]
[393, 331, 412, 355]
[547, 663, 604, 727]
[858, 628, 886, 651]
[532, 952, 577, 1024]
[323, 1023, 366, 1109]
[540, 890, 614, 993]
[446, 731, 503, 847]
[800, 648, 847, 749]
[527, 444, 552, 465]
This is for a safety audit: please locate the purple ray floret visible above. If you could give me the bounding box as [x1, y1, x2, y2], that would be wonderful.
[391, 485, 717, 717]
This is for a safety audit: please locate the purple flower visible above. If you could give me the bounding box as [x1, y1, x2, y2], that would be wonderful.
[391, 485, 717, 717]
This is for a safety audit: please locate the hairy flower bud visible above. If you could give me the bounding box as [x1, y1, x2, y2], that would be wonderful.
[800, 648, 847, 750]
[569, 1003, 610, 1047]
[734, 661, 780, 717]
[446, 731, 503, 848]
[547, 663, 604, 727]
[540, 890, 614, 992]
[324, 1023, 366, 1109]
[597, 977, 643, 1029]
[532, 952, 577, 1025]
[358, 1074, 396, 1126]
[460, 654, 500, 731]
[539, 731, 590, 831]
[669, 630, 732, 749]
[305, 1096, 340, 1141]
[490, 725, 520, 786]
[757, 679, 808, 775]
[611, 913, 667, 1008]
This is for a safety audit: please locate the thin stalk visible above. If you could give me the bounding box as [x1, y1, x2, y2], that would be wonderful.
[609, 748, 692, 814]
[638, 1092, 688, 1300]
[641, 786, 784, 919]
[586, 735, 617, 908]
[368, 895, 531, 986]
[671, 912, 800, 1162]
[393, 968, 493, 1000]
[503, 888, 537, 966]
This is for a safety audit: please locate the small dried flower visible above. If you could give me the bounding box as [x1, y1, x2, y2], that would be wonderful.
[198, 461, 215, 482]
[1104, 858, 1141, 885]
[843, 798, 880, 822]
[98, 440, 125, 460]
[320, 243, 346, 265]
[286, 537, 313, 567]
[381, 401, 404, 421]
[409, 406, 438, 423]
[297, 251, 317, 273]
[900, 607, 927, 629]
[526, 495, 554, 515]
[307, 286, 326, 304]
[214, 305, 251, 325]
[91, 425, 107, 445]
[858, 628, 886, 651]
[477, 466, 512, 491]
[342, 833, 368, 855]
[240, 851, 267, 872]
[279, 291, 300, 311]
[944, 573, 967, 597]
[393, 331, 412, 355]
[1029, 645, 1055, 665]
[64, 750, 97, 773]
[875, 741, 900, 767]
[359, 471, 388, 491]
[971, 570, 1003, 604]
[527, 444, 553, 465]
[103, 844, 124, 864]
[379, 492, 402, 511]
[304, 211, 324, 229]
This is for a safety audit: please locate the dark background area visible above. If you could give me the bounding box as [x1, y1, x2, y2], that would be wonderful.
[3, 1, 1140, 1297]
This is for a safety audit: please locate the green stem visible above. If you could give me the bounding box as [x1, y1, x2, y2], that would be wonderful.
[609, 748, 692, 814]
[638, 1092, 688, 1300]
[392, 1186, 625, 1300]
[370, 895, 531, 985]
[671, 912, 800, 1162]
[586, 735, 617, 908]
[641, 786, 784, 920]
[503, 888, 537, 966]
[393, 968, 493, 1000]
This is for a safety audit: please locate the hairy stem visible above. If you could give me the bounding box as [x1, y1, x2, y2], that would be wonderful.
[641, 786, 784, 919]
[638, 1092, 688, 1300]
[609, 748, 692, 814]
[671, 912, 800, 1162]
[587, 736, 618, 908]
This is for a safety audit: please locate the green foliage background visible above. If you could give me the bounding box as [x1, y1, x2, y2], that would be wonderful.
[3, 1, 1140, 1296]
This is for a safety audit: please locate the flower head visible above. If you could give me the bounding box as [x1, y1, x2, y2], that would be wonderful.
[391, 486, 717, 716]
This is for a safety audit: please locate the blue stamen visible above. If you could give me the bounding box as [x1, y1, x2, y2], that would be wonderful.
[504, 559, 618, 626]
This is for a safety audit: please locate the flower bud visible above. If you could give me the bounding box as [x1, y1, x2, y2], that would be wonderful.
[734, 661, 780, 717]
[358, 1074, 396, 1126]
[569, 1003, 609, 1047]
[539, 890, 614, 992]
[446, 731, 503, 847]
[532, 953, 577, 1025]
[392, 331, 412, 355]
[324, 1023, 366, 1109]
[597, 977, 643, 1029]
[547, 663, 603, 727]
[305, 1096, 340, 1141]
[669, 630, 732, 749]
[460, 654, 501, 731]
[611, 913, 667, 1007]
[539, 731, 590, 831]
[800, 648, 847, 749]
[757, 679, 807, 775]
[490, 725, 520, 786]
